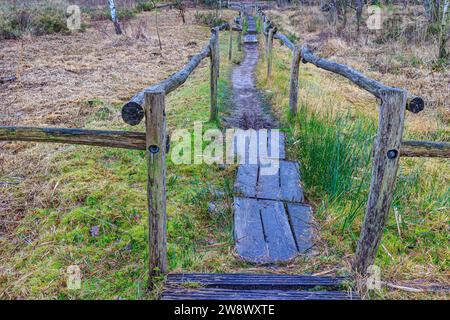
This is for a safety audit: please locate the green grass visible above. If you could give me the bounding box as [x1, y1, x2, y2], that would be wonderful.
[256, 43, 449, 299]
[0, 30, 238, 300]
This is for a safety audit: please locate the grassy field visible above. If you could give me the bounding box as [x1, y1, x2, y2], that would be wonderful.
[0, 25, 244, 299]
[255, 30, 449, 299]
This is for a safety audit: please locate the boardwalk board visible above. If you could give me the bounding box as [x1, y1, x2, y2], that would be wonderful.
[267, 130, 285, 159]
[234, 164, 258, 197]
[162, 288, 358, 300]
[287, 203, 313, 253]
[256, 164, 280, 200]
[243, 34, 258, 43]
[234, 197, 270, 264]
[165, 273, 346, 290]
[260, 200, 298, 262]
[279, 160, 303, 202]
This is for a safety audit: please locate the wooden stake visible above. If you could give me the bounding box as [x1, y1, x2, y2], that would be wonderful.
[144, 90, 167, 288]
[228, 20, 233, 61]
[289, 45, 302, 116]
[210, 29, 219, 121]
[267, 27, 275, 79]
[353, 88, 407, 275]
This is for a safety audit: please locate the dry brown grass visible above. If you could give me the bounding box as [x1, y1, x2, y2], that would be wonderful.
[266, 6, 449, 139]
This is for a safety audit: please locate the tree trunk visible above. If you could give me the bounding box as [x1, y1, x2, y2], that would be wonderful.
[356, 0, 363, 34]
[108, 0, 122, 35]
[439, 0, 450, 60]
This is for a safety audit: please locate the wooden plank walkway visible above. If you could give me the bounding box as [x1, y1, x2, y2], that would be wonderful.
[233, 129, 313, 264]
[161, 274, 359, 300]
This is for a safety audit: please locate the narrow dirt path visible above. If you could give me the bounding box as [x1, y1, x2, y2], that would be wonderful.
[223, 31, 277, 130]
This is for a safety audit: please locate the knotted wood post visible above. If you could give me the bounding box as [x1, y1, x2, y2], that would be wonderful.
[210, 28, 219, 121]
[266, 27, 275, 79]
[353, 88, 407, 276]
[144, 90, 167, 288]
[289, 45, 302, 116]
[228, 20, 233, 61]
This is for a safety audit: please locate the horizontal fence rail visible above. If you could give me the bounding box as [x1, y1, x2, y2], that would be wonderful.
[2, 127, 447, 158]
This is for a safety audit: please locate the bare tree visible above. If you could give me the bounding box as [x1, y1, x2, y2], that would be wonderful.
[439, 0, 450, 59]
[108, 0, 122, 35]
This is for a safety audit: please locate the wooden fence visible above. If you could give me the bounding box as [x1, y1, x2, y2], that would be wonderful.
[0, 19, 242, 287]
[256, 8, 450, 275]
[0, 6, 449, 287]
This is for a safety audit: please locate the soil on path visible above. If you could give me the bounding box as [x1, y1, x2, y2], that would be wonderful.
[223, 42, 278, 130]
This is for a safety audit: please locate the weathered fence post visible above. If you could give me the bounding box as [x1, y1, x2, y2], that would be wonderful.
[289, 45, 302, 116]
[228, 20, 233, 61]
[266, 27, 275, 79]
[237, 29, 242, 52]
[352, 88, 407, 275]
[210, 28, 219, 121]
[144, 90, 167, 288]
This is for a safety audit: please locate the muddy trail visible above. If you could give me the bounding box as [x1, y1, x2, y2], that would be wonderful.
[223, 36, 278, 130]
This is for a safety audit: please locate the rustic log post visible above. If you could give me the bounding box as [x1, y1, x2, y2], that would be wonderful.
[237, 30, 242, 52]
[228, 20, 233, 61]
[144, 90, 167, 288]
[210, 29, 219, 121]
[289, 45, 302, 116]
[352, 88, 407, 276]
[267, 27, 275, 79]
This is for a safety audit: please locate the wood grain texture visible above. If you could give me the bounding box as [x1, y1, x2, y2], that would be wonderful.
[353, 89, 407, 275]
[234, 164, 258, 198]
[145, 91, 167, 286]
[401, 140, 450, 158]
[210, 28, 219, 121]
[0, 126, 146, 150]
[279, 161, 304, 203]
[266, 27, 275, 78]
[289, 45, 302, 116]
[286, 203, 313, 253]
[166, 273, 347, 290]
[234, 197, 269, 264]
[162, 287, 358, 300]
[259, 200, 298, 262]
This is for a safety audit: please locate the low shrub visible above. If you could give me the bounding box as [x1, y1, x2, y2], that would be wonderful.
[194, 12, 226, 27]
[0, 7, 68, 39]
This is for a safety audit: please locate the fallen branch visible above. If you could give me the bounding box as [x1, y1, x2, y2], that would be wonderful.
[0, 76, 17, 84]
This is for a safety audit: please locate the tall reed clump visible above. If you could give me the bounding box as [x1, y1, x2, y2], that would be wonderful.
[287, 106, 376, 239]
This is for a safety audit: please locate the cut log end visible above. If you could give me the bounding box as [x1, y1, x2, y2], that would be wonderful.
[406, 96, 425, 114]
[122, 101, 144, 126]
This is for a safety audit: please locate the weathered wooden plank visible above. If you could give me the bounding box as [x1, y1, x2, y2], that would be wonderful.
[267, 130, 285, 160]
[166, 273, 346, 290]
[280, 161, 304, 203]
[234, 197, 269, 264]
[145, 91, 167, 287]
[256, 163, 280, 200]
[234, 164, 258, 198]
[259, 200, 298, 262]
[162, 288, 358, 300]
[243, 34, 258, 43]
[353, 89, 407, 275]
[286, 203, 313, 253]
